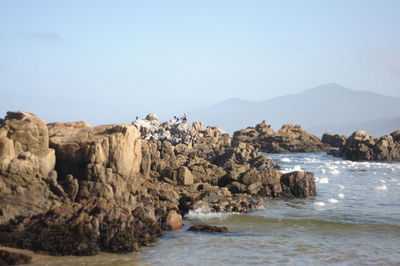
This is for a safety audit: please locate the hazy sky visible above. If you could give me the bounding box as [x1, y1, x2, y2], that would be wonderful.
[1, 0, 399, 124]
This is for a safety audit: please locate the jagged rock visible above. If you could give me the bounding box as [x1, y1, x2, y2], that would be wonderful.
[321, 133, 347, 148]
[63, 174, 79, 201]
[233, 122, 329, 153]
[177, 166, 194, 186]
[337, 130, 400, 161]
[0, 111, 318, 257]
[1, 111, 49, 155]
[0, 112, 56, 224]
[38, 148, 56, 178]
[188, 224, 228, 233]
[48, 122, 142, 180]
[280, 171, 316, 197]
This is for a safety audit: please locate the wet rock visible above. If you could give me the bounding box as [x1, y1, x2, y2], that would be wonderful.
[188, 224, 228, 233]
[0, 249, 32, 265]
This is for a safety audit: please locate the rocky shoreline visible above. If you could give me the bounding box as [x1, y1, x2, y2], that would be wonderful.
[0, 112, 316, 261]
[1, 112, 398, 263]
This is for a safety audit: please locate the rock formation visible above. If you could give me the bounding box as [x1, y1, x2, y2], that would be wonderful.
[336, 130, 400, 161]
[0, 112, 317, 256]
[233, 121, 329, 153]
[188, 224, 228, 233]
[321, 133, 347, 148]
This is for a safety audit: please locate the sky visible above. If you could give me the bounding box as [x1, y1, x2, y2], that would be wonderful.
[0, 0, 399, 124]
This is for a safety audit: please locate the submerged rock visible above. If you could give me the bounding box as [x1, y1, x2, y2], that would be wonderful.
[188, 224, 228, 233]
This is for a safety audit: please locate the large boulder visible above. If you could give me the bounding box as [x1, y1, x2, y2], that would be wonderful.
[48, 122, 142, 181]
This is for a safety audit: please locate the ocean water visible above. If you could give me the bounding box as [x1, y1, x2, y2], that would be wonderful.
[138, 153, 400, 265]
[26, 153, 400, 265]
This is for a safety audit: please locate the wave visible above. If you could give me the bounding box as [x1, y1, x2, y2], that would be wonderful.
[185, 208, 239, 221]
[221, 215, 400, 234]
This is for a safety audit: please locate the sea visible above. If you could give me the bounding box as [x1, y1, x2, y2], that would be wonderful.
[25, 152, 400, 265]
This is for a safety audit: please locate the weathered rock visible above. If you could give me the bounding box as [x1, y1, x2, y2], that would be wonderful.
[48, 122, 142, 180]
[0, 111, 319, 257]
[233, 122, 329, 153]
[337, 130, 400, 161]
[1, 111, 49, 155]
[321, 133, 347, 148]
[280, 171, 316, 197]
[0, 249, 32, 265]
[165, 210, 182, 230]
[188, 224, 228, 233]
[177, 166, 194, 186]
[0, 112, 57, 224]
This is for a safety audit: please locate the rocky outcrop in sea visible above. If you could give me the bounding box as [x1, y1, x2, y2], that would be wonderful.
[336, 130, 400, 161]
[0, 112, 316, 256]
[233, 121, 329, 153]
[321, 133, 347, 149]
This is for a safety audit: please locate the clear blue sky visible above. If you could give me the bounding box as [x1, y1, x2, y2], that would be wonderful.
[1, 0, 399, 124]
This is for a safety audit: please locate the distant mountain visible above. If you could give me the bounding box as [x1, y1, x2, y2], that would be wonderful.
[189, 83, 400, 136]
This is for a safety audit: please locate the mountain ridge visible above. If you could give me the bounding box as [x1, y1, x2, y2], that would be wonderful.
[189, 83, 400, 136]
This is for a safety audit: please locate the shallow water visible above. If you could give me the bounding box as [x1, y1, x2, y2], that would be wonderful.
[23, 153, 400, 265]
[139, 153, 400, 265]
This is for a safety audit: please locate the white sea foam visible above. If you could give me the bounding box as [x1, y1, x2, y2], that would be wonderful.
[338, 193, 345, 199]
[314, 202, 325, 207]
[327, 199, 338, 203]
[185, 208, 237, 220]
[318, 177, 329, 184]
[330, 169, 340, 175]
[320, 169, 326, 174]
[375, 185, 388, 191]
[379, 179, 386, 183]
[281, 157, 291, 162]
[280, 165, 303, 174]
[337, 185, 345, 189]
